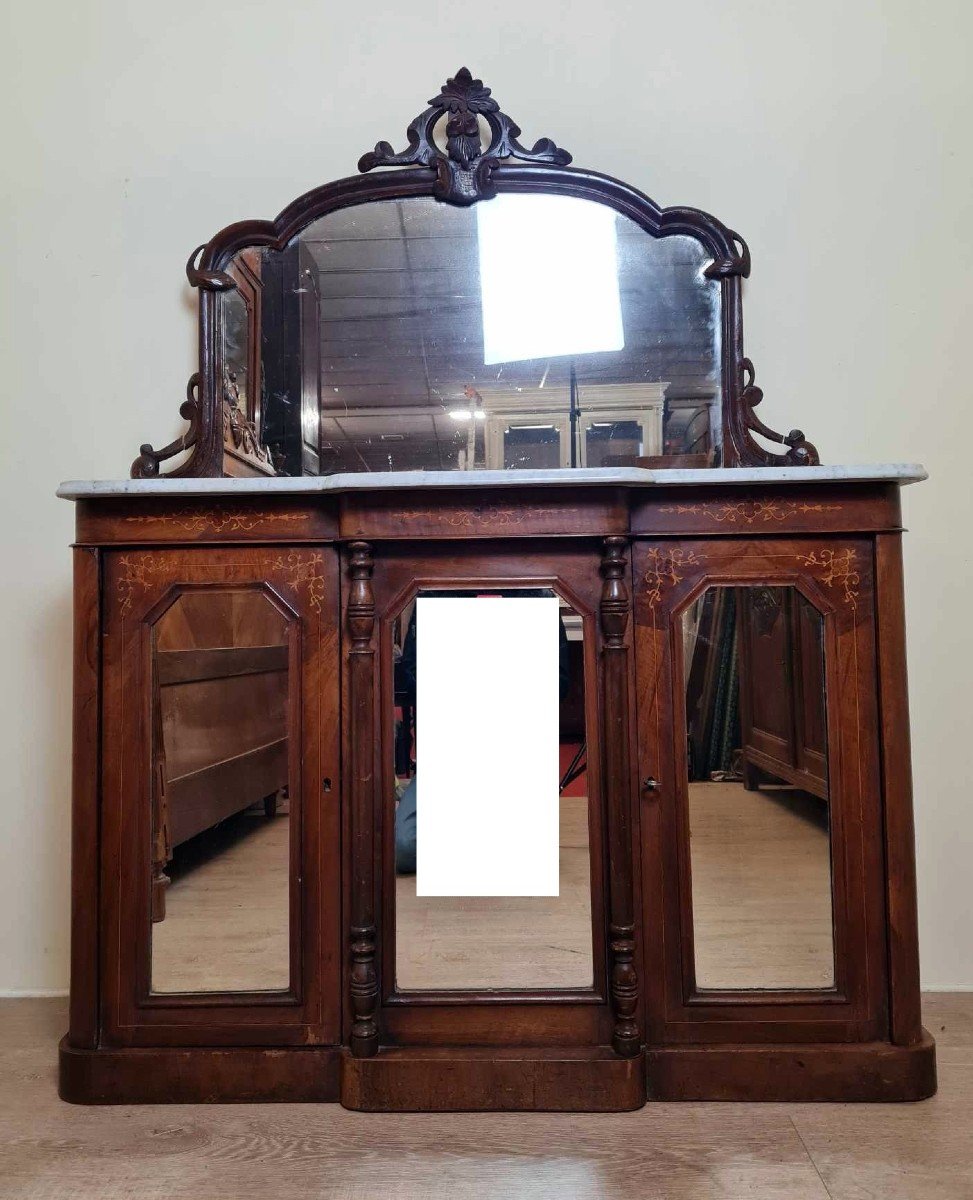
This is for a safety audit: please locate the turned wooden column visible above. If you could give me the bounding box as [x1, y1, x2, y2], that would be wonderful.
[347, 540, 379, 1057]
[600, 535, 640, 1057]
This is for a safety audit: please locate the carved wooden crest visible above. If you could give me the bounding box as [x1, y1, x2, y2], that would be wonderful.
[358, 67, 572, 205]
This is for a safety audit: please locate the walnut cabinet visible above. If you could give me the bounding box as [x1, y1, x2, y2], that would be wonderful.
[58, 474, 936, 1108]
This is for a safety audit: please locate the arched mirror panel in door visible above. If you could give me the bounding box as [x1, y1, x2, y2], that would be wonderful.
[387, 586, 597, 992]
[148, 586, 294, 995]
[680, 583, 835, 992]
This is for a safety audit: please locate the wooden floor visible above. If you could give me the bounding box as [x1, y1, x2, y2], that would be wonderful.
[396, 794, 593, 990]
[153, 783, 834, 995]
[152, 810, 291, 994]
[0, 994, 969, 1199]
[689, 782, 834, 990]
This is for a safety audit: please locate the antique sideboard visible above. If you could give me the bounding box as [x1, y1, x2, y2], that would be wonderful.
[57, 69, 935, 1108]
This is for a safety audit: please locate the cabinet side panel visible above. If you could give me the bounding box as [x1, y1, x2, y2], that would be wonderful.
[874, 532, 923, 1046]
[69, 546, 101, 1049]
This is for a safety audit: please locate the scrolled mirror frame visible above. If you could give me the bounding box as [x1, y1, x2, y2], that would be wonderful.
[131, 67, 818, 479]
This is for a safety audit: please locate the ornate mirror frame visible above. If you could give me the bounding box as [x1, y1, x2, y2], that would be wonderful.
[132, 68, 819, 479]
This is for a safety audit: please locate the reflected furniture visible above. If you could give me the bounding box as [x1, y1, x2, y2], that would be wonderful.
[59, 69, 934, 1108]
[151, 590, 290, 921]
[737, 587, 829, 802]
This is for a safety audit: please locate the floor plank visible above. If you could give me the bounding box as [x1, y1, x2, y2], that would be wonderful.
[150, 782, 835, 995]
[2, 997, 970, 1200]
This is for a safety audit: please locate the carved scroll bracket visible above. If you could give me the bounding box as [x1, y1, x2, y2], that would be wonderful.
[347, 541, 380, 1057]
[599, 536, 640, 1058]
[359, 67, 572, 205]
[185, 243, 236, 292]
[733, 358, 820, 467]
[131, 373, 203, 479]
[705, 229, 751, 280]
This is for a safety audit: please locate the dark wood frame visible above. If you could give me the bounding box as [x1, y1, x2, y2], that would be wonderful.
[223, 249, 263, 432]
[96, 547, 340, 1049]
[130, 68, 818, 480]
[634, 538, 886, 1044]
[366, 543, 613, 1049]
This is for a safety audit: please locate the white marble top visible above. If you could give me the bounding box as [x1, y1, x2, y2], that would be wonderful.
[57, 464, 927, 500]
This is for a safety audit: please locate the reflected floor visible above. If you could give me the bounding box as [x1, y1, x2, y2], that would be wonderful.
[148, 783, 833, 996]
[690, 782, 834, 990]
[151, 809, 290, 994]
[395, 794, 593, 991]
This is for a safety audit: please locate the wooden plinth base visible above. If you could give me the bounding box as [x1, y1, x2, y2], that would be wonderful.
[59, 1033, 936, 1107]
[58, 1037, 342, 1104]
[646, 1032, 938, 1102]
[341, 1046, 645, 1111]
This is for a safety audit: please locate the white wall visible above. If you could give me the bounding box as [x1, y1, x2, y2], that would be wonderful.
[1, 0, 970, 992]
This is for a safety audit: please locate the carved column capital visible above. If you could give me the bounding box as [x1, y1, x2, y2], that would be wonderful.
[600, 535, 631, 648]
[347, 541, 375, 651]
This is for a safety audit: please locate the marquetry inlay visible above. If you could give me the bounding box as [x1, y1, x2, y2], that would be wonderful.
[124, 507, 311, 533]
[658, 499, 842, 525]
[796, 547, 860, 609]
[641, 548, 705, 610]
[116, 552, 162, 616]
[398, 504, 562, 528]
[273, 551, 327, 612]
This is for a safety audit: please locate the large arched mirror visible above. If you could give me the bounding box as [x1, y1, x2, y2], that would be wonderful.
[132, 68, 818, 479]
[224, 196, 722, 476]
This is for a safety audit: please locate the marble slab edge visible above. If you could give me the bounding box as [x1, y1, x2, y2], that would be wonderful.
[57, 464, 928, 500]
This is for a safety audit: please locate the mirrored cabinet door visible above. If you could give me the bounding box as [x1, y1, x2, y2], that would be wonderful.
[635, 538, 888, 1041]
[101, 546, 340, 1046]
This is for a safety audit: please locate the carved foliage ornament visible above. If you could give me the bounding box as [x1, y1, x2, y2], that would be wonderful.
[221, 372, 274, 474]
[358, 67, 572, 205]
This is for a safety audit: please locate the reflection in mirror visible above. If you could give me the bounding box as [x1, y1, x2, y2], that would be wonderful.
[221, 289, 250, 414]
[392, 590, 594, 990]
[223, 193, 721, 475]
[683, 586, 835, 990]
[150, 589, 291, 993]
